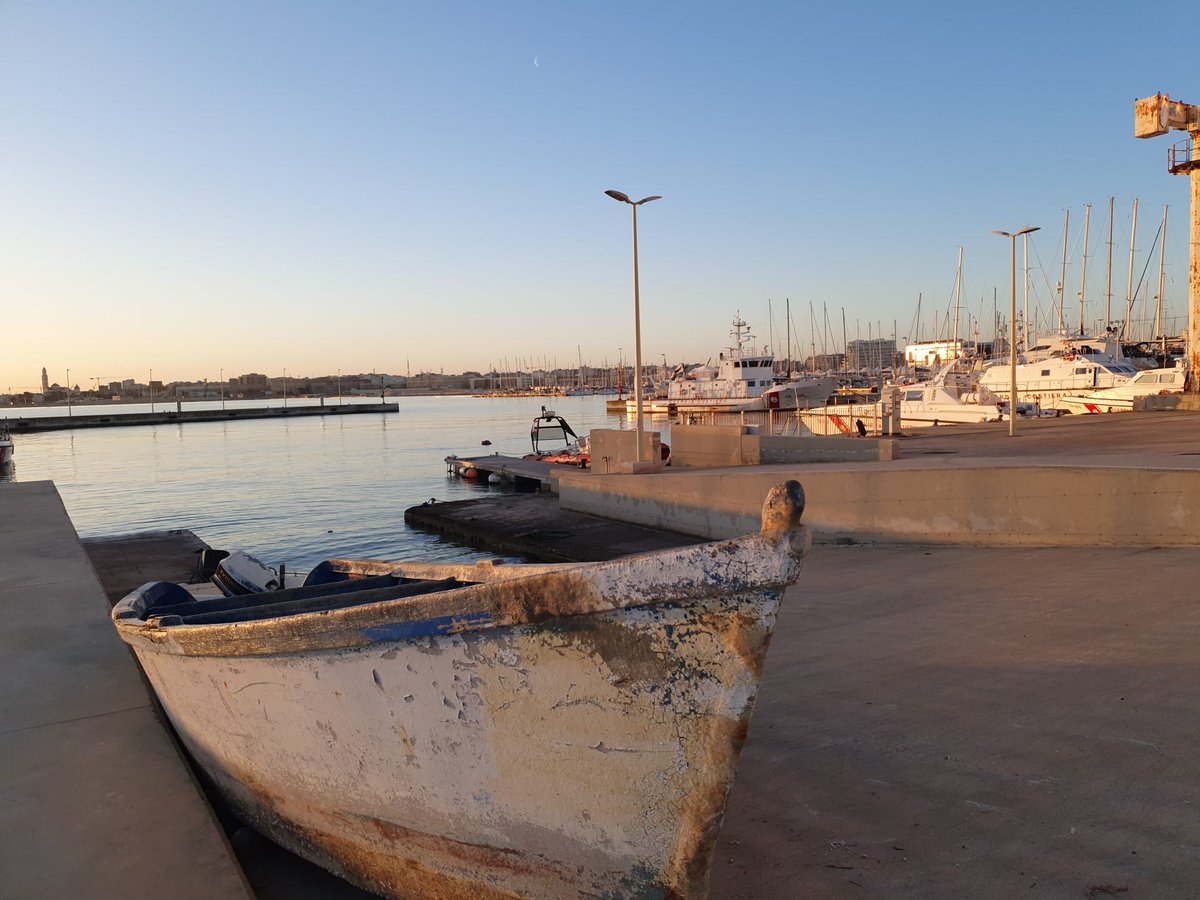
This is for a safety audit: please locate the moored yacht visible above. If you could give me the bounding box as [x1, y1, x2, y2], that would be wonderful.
[1056, 362, 1186, 414]
[977, 333, 1140, 410]
[894, 360, 1005, 426]
[632, 314, 833, 414]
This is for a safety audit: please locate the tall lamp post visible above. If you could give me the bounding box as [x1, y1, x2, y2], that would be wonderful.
[992, 226, 1040, 436]
[219, 367, 225, 411]
[149, 369, 154, 414]
[605, 189, 662, 462]
[66, 368, 72, 417]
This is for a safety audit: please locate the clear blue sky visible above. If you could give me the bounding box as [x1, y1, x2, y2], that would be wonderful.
[0, 0, 1193, 391]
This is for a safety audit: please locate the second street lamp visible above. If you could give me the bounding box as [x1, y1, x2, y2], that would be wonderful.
[991, 226, 1041, 436]
[605, 189, 662, 463]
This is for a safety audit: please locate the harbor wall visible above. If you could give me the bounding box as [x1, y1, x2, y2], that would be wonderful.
[668, 424, 897, 467]
[1135, 394, 1200, 412]
[557, 465, 1200, 546]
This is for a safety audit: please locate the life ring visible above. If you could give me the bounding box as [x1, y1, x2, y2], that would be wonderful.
[1063, 352, 1075, 362]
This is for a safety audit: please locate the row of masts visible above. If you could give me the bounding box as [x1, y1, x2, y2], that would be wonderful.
[759, 198, 1176, 376]
[934, 197, 1171, 352]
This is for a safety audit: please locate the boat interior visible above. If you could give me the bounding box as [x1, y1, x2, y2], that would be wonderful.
[136, 563, 471, 627]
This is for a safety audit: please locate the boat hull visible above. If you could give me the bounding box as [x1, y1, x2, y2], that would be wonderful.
[133, 592, 778, 898]
[113, 482, 810, 899]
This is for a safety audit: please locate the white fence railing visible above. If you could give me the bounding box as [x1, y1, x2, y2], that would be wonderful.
[677, 401, 895, 437]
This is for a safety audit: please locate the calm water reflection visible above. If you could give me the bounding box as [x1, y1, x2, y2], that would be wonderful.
[1, 396, 654, 570]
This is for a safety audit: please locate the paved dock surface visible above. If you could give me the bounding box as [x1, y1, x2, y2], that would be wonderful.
[0, 481, 252, 900]
[892, 409, 1200, 466]
[711, 541, 1200, 898]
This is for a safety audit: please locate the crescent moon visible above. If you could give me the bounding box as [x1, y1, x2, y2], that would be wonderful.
[533, 56, 540, 67]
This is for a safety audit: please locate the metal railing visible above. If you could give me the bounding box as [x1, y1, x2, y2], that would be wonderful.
[677, 402, 889, 437]
[1168, 138, 1196, 174]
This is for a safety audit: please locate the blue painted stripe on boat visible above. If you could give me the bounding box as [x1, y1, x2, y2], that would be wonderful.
[363, 611, 493, 641]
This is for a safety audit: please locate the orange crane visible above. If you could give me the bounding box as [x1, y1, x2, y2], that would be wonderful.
[1135, 92, 1200, 391]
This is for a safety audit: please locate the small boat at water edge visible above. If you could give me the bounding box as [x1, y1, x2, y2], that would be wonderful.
[523, 406, 671, 468]
[111, 481, 810, 900]
[523, 406, 591, 467]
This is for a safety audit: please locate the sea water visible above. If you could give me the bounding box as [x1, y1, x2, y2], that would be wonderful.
[1, 395, 652, 570]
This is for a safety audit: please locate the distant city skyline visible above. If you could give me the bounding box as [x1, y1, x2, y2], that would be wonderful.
[1, 2, 1193, 391]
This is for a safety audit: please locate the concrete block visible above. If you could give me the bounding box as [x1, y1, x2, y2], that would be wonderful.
[588, 428, 663, 474]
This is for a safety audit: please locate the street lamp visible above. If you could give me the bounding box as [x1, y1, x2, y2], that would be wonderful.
[149, 369, 154, 414]
[219, 367, 225, 411]
[283, 368, 288, 408]
[992, 226, 1041, 436]
[338, 368, 342, 404]
[66, 368, 72, 417]
[605, 189, 662, 462]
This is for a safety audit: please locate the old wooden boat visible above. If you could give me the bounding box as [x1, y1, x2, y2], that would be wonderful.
[112, 481, 810, 899]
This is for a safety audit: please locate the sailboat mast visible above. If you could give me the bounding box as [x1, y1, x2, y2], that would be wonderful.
[1156, 204, 1168, 341]
[1079, 203, 1091, 335]
[1125, 197, 1139, 340]
[952, 246, 963, 358]
[1105, 196, 1114, 332]
[1023, 231, 1031, 350]
[808, 301, 817, 372]
[768, 299, 775, 372]
[841, 307, 848, 368]
[1058, 209, 1070, 331]
[785, 298, 792, 375]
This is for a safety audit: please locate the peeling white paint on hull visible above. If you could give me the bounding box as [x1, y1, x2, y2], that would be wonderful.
[113, 481, 810, 899]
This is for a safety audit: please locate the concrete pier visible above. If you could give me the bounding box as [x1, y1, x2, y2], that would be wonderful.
[0, 482, 251, 900]
[2, 402, 397, 432]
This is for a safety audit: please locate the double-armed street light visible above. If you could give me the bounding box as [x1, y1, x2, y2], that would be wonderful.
[605, 190, 662, 462]
[991, 226, 1041, 436]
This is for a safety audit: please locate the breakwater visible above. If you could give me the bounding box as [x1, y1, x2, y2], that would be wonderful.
[2, 401, 397, 432]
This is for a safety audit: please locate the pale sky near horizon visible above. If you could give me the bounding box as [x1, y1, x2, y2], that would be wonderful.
[1, 1, 1193, 391]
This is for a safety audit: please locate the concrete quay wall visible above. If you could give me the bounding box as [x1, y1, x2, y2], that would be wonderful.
[558, 465, 1200, 546]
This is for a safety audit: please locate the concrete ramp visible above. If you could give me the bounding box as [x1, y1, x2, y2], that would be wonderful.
[0, 481, 252, 900]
